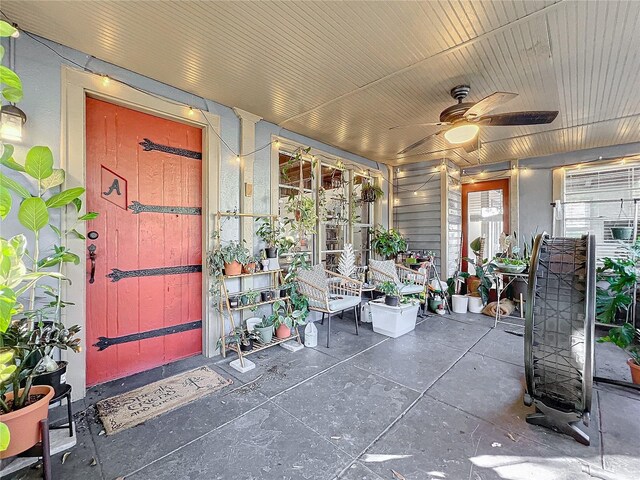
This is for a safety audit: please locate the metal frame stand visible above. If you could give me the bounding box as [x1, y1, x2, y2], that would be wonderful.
[524, 234, 595, 445]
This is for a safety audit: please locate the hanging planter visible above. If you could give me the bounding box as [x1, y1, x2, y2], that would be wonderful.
[611, 227, 633, 240]
[361, 182, 384, 203]
[611, 200, 634, 240]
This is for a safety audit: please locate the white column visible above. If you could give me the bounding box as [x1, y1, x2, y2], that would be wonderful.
[232, 107, 262, 243]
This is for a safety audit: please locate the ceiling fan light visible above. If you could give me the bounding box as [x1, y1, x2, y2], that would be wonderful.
[444, 123, 479, 144]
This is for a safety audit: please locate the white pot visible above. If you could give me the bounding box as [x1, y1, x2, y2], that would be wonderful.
[451, 294, 468, 313]
[369, 301, 419, 338]
[468, 295, 484, 314]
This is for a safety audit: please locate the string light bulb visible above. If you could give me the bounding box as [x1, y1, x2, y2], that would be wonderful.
[236, 155, 241, 162]
[188, 107, 194, 116]
[275, 140, 280, 147]
[413, 191, 418, 196]
[102, 75, 110, 86]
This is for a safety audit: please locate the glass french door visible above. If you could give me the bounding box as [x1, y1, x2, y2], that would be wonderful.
[461, 179, 510, 272]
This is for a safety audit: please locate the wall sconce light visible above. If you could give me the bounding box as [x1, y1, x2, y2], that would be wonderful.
[0, 104, 27, 142]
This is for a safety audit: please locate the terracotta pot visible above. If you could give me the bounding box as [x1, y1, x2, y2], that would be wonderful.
[276, 324, 290, 339]
[224, 261, 242, 276]
[628, 358, 640, 385]
[0, 385, 54, 459]
[243, 262, 257, 274]
[466, 276, 481, 296]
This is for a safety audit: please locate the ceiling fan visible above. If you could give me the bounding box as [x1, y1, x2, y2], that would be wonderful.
[392, 85, 559, 155]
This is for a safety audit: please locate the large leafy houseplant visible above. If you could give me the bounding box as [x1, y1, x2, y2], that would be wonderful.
[595, 242, 639, 324]
[371, 225, 407, 260]
[0, 22, 90, 457]
[463, 258, 495, 305]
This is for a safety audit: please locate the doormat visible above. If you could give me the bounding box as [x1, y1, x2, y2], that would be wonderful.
[96, 366, 232, 435]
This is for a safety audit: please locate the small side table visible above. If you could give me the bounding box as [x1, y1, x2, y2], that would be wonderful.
[49, 384, 74, 437]
[493, 271, 528, 328]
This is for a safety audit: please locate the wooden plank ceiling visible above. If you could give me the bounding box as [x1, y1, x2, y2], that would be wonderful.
[4, 1, 640, 166]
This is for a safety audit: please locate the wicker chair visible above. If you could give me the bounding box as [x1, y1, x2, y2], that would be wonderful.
[368, 259, 427, 297]
[296, 264, 363, 348]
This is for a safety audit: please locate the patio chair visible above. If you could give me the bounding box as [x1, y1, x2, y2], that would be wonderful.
[296, 264, 363, 348]
[368, 259, 427, 297]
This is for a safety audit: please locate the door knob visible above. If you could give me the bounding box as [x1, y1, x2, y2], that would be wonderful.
[88, 244, 97, 284]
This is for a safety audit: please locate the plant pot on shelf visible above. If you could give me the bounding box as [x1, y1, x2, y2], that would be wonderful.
[611, 227, 634, 240]
[32, 361, 68, 398]
[0, 385, 54, 459]
[261, 259, 270, 271]
[451, 294, 468, 313]
[467, 295, 484, 314]
[628, 359, 640, 384]
[255, 326, 273, 344]
[261, 291, 273, 302]
[385, 295, 400, 307]
[265, 247, 278, 259]
[243, 262, 257, 274]
[228, 296, 239, 308]
[239, 339, 254, 352]
[275, 324, 291, 339]
[224, 261, 242, 276]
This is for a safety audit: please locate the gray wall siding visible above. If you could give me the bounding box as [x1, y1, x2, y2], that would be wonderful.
[394, 161, 442, 265]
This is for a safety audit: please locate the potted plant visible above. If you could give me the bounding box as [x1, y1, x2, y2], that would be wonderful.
[378, 281, 400, 306]
[261, 290, 273, 302]
[597, 323, 640, 384]
[361, 182, 384, 203]
[243, 255, 258, 274]
[464, 258, 495, 309]
[0, 238, 81, 459]
[269, 300, 304, 339]
[0, 23, 88, 453]
[256, 219, 283, 259]
[236, 328, 254, 352]
[596, 243, 639, 324]
[246, 289, 260, 305]
[209, 241, 250, 277]
[228, 295, 239, 308]
[371, 225, 407, 260]
[254, 316, 274, 344]
[369, 296, 420, 338]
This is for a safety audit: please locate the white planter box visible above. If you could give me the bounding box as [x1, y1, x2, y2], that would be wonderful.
[369, 301, 419, 338]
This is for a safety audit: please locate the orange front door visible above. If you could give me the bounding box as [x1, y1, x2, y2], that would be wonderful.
[85, 97, 203, 386]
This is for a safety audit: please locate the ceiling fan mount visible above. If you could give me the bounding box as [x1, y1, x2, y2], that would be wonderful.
[450, 84, 471, 102]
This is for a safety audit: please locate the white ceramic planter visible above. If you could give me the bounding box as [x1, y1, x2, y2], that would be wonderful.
[451, 294, 468, 313]
[369, 301, 419, 338]
[468, 295, 484, 314]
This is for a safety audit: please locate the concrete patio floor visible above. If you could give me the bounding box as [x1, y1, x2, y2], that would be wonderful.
[9, 311, 640, 480]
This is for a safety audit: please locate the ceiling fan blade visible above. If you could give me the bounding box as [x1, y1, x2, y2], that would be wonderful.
[389, 121, 450, 130]
[464, 91, 518, 119]
[397, 132, 441, 155]
[478, 111, 559, 126]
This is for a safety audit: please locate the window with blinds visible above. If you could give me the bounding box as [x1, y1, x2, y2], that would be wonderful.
[563, 160, 640, 259]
